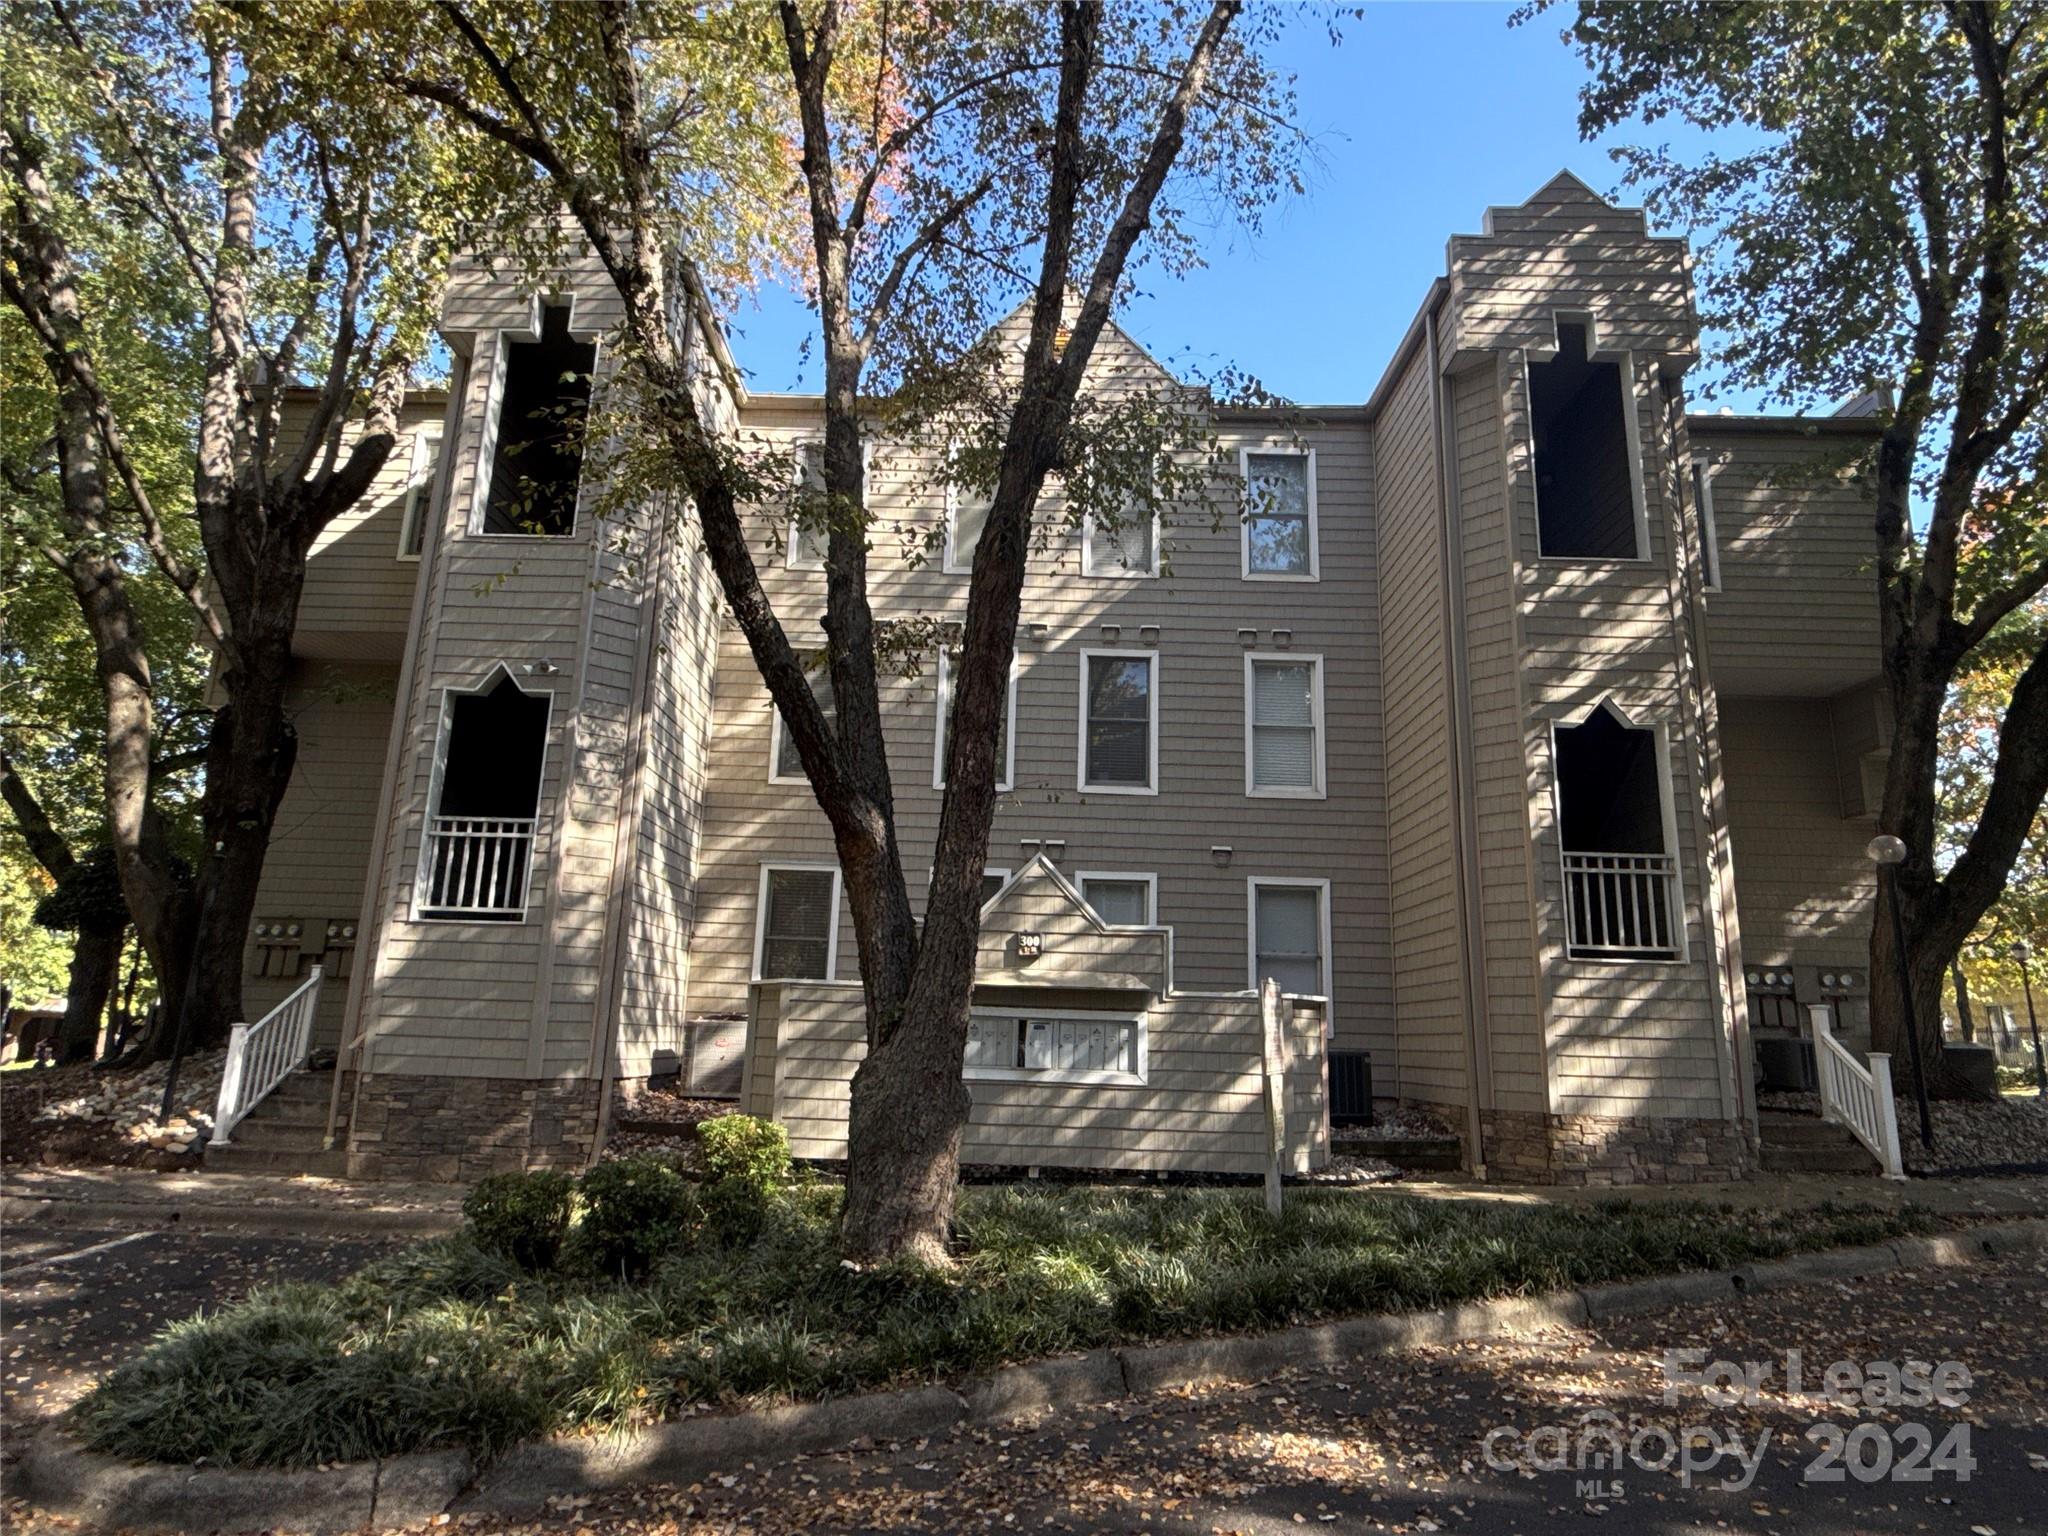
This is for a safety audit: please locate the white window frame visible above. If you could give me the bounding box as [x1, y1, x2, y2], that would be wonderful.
[1080, 455, 1161, 578]
[1689, 454, 1722, 592]
[751, 862, 843, 982]
[786, 437, 872, 573]
[943, 443, 990, 575]
[962, 1006, 1149, 1087]
[396, 427, 443, 561]
[1238, 445, 1320, 582]
[934, 650, 1019, 792]
[411, 662, 553, 924]
[1242, 652, 1327, 799]
[1077, 871, 1158, 927]
[1524, 313, 1651, 566]
[768, 654, 833, 786]
[979, 866, 1011, 907]
[1545, 701, 1689, 965]
[1246, 876, 1334, 1008]
[466, 297, 600, 541]
[1076, 647, 1160, 796]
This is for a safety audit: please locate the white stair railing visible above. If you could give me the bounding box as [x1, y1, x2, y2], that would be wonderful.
[211, 965, 323, 1147]
[1810, 1003, 1905, 1180]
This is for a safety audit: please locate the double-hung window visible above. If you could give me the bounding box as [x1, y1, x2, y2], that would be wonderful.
[1079, 872, 1156, 927]
[788, 442, 829, 571]
[1078, 649, 1159, 794]
[945, 448, 992, 574]
[1240, 448, 1318, 580]
[1249, 879, 1330, 1000]
[934, 651, 1018, 792]
[754, 864, 841, 980]
[1245, 654, 1326, 797]
[769, 663, 836, 784]
[1081, 454, 1160, 577]
[397, 429, 442, 560]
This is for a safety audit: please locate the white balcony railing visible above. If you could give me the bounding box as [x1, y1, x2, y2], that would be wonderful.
[211, 965, 322, 1146]
[1563, 851, 1680, 960]
[419, 816, 535, 918]
[1812, 1004, 1904, 1179]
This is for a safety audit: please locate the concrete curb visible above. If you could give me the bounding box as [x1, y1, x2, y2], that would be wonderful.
[20, 1216, 2048, 1534]
[2, 1194, 461, 1239]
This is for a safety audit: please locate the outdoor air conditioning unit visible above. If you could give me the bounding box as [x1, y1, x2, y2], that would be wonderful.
[1754, 1036, 1818, 1093]
[1328, 1050, 1374, 1127]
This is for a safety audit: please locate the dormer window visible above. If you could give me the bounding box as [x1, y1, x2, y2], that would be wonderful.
[479, 304, 593, 537]
[1529, 322, 1644, 560]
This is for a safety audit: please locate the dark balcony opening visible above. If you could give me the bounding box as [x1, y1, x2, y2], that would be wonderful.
[1555, 705, 1677, 959]
[1555, 706, 1664, 854]
[1531, 321, 1639, 559]
[423, 674, 549, 920]
[482, 304, 594, 536]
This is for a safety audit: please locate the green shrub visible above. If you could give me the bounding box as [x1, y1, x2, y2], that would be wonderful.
[696, 1114, 791, 1189]
[577, 1155, 698, 1278]
[463, 1170, 576, 1272]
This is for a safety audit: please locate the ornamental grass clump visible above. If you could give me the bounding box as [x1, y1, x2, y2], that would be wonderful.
[76, 1187, 1942, 1470]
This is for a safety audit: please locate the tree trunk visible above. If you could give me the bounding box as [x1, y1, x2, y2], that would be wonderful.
[174, 676, 300, 1052]
[842, 1007, 975, 1264]
[1870, 871, 1971, 1100]
[1951, 957, 1976, 1043]
[57, 927, 122, 1065]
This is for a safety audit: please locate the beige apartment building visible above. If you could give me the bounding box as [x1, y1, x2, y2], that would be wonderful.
[220, 173, 1889, 1185]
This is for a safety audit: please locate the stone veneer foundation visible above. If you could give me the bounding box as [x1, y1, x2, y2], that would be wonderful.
[1480, 1108, 1753, 1185]
[344, 1073, 601, 1183]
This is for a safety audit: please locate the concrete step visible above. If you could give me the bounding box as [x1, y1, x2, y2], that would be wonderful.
[1757, 1114, 1862, 1145]
[204, 1143, 347, 1178]
[221, 1118, 330, 1152]
[1759, 1144, 1879, 1174]
[240, 1099, 331, 1129]
[262, 1075, 336, 1105]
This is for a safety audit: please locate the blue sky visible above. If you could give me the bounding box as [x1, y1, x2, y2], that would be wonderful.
[724, 2, 1780, 413]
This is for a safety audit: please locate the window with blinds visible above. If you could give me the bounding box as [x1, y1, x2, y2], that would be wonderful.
[1081, 651, 1156, 792]
[772, 665, 835, 782]
[962, 1012, 1144, 1082]
[1247, 656, 1323, 795]
[1242, 450, 1316, 578]
[1081, 875, 1154, 926]
[1252, 881, 1325, 997]
[756, 866, 838, 979]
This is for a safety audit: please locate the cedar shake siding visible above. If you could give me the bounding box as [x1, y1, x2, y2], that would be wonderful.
[242, 175, 1884, 1184]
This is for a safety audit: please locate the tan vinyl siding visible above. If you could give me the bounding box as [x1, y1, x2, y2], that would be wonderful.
[1720, 696, 1877, 968]
[1451, 363, 1547, 1113]
[242, 662, 397, 1049]
[744, 866, 1327, 1173]
[290, 395, 447, 661]
[690, 384, 1393, 1062]
[355, 253, 646, 1081]
[1373, 340, 1466, 1106]
[613, 519, 722, 1080]
[1695, 427, 1883, 697]
[1443, 174, 1698, 369]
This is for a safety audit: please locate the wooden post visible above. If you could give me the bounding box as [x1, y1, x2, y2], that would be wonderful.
[1261, 978, 1286, 1219]
[211, 1022, 250, 1146]
[1868, 1052, 1906, 1180]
